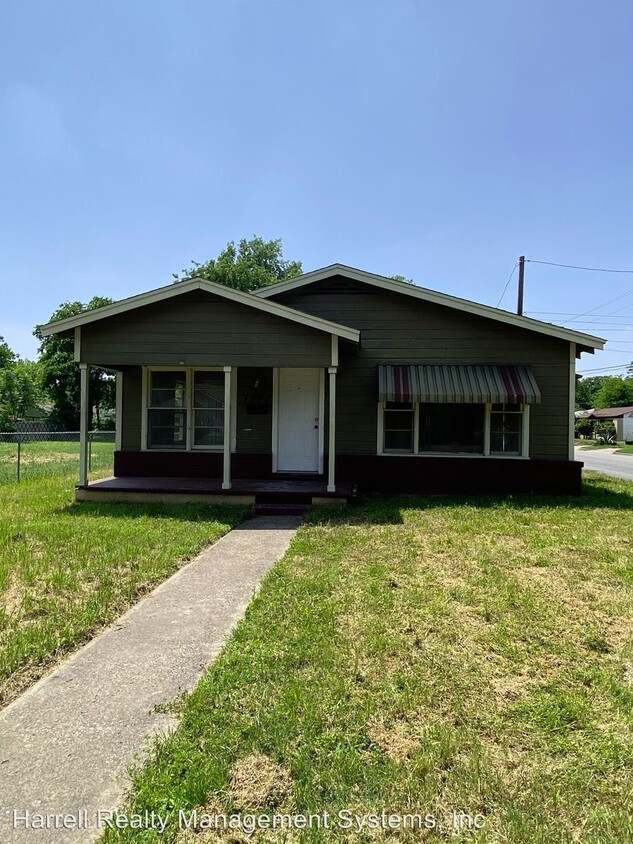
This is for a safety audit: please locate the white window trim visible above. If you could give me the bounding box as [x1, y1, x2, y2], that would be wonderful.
[142, 366, 237, 453]
[377, 401, 530, 458]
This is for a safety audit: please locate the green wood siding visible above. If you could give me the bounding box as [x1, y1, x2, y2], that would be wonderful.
[271, 277, 572, 460]
[121, 367, 142, 451]
[236, 368, 272, 453]
[79, 289, 331, 368]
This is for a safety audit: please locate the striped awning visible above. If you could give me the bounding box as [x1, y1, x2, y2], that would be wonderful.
[378, 365, 541, 404]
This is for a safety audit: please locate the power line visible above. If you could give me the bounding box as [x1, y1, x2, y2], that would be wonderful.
[496, 262, 518, 308]
[526, 310, 633, 320]
[524, 258, 633, 324]
[526, 259, 633, 274]
[577, 363, 632, 374]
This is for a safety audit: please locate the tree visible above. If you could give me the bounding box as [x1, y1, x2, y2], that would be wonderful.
[575, 375, 610, 410]
[0, 336, 16, 369]
[34, 297, 115, 429]
[172, 236, 302, 292]
[0, 367, 38, 431]
[593, 376, 633, 410]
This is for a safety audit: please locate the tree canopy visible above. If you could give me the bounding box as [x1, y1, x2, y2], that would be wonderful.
[0, 336, 16, 369]
[172, 236, 303, 292]
[593, 376, 633, 409]
[34, 297, 115, 429]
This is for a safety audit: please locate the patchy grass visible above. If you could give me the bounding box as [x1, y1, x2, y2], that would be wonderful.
[0, 439, 115, 483]
[0, 471, 247, 706]
[576, 440, 633, 455]
[105, 475, 633, 843]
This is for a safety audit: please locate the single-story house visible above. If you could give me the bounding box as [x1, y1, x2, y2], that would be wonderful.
[38, 264, 604, 503]
[576, 406, 633, 443]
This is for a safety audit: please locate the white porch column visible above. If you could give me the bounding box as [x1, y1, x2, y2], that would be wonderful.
[115, 371, 123, 451]
[79, 363, 90, 487]
[222, 366, 232, 490]
[327, 366, 337, 492]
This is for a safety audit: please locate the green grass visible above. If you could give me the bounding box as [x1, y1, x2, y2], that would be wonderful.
[576, 440, 633, 455]
[104, 475, 633, 844]
[0, 439, 116, 483]
[0, 468, 247, 706]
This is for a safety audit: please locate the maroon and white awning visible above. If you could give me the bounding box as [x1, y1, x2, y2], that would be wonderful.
[378, 365, 541, 404]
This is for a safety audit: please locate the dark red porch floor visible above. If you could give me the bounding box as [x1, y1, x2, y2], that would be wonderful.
[81, 476, 354, 499]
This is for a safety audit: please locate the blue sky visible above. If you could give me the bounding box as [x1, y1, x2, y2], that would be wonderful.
[2, 0, 633, 375]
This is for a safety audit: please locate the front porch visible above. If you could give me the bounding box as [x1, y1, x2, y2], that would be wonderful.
[76, 475, 354, 508]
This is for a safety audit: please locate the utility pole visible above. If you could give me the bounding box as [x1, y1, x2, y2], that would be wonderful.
[517, 255, 525, 316]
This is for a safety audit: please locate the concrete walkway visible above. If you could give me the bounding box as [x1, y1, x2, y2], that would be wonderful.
[0, 516, 299, 843]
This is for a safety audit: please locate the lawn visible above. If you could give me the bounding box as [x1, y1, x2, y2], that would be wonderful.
[0, 438, 116, 483]
[104, 475, 632, 844]
[576, 440, 633, 455]
[0, 460, 247, 707]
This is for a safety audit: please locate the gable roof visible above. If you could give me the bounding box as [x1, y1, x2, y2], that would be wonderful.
[582, 406, 633, 419]
[37, 276, 361, 343]
[255, 263, 605, 351]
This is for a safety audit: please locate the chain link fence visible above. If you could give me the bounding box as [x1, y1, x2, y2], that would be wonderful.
[0, 429, 115, 483]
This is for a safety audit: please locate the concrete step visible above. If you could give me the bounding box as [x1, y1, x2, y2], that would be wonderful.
[252, 503, 311, 517]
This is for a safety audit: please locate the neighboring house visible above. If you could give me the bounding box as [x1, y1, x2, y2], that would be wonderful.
[38, 264, 604, 502]
[577, 406, 633, 443]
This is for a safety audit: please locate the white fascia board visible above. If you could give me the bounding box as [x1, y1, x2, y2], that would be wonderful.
[37, 276, 360, 343]
[255, 263, 605, 350]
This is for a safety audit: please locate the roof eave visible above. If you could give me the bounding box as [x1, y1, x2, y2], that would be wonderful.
[37, 276, 360, 343]
[255, 264, 605, 351]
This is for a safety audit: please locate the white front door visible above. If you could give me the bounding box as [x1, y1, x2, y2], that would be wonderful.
[277, 368, 321, 472]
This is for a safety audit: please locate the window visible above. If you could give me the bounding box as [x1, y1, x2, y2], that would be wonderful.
[419, 403, 484, 454]
[490, 403, 523, 455]
[193, 371, 224, 446]
[378, 401, 528, 457]
[383, 401, 415, 452]
[146, 369, 226, 451]
[147, 371, 187, 449]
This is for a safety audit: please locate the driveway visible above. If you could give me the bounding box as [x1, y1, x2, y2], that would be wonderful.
[575, 445, 633, 481]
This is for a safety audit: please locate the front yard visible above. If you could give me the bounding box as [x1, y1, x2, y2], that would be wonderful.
[0, 469, 247, 706]
[104, 475, 632, 843]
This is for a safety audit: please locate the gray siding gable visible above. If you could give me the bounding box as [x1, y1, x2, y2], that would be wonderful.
[269, 277, 572, 459]
[79, 289, 331, 368]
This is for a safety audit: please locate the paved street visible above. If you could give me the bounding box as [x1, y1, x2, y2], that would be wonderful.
[575, 446, 633, 481]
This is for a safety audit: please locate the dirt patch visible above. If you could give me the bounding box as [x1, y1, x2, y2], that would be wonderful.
[367, 716, 419, 762]
[491, 673, 537, 703]
[229, 751, 294, 811]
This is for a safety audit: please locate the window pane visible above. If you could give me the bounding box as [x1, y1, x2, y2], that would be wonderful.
[148, 409, 186, 449]
[490, 410, 522, 455]
[490, 432, 520, 454]
[419, 404, 484, 454]
[194, 409, 224, 447]
[491, 403, 522, 413]
[384, 429, 413, 451]
[150, 371, 186, 408]
[194, 409, 224, 429]
[194, 371, 224, 409]
[383, 406, 414, 452]
[194, 426, 224, 446]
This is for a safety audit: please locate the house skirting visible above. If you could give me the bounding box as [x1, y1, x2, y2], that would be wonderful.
[337, 455, 583, 496]
[113, 451, 583, 495]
